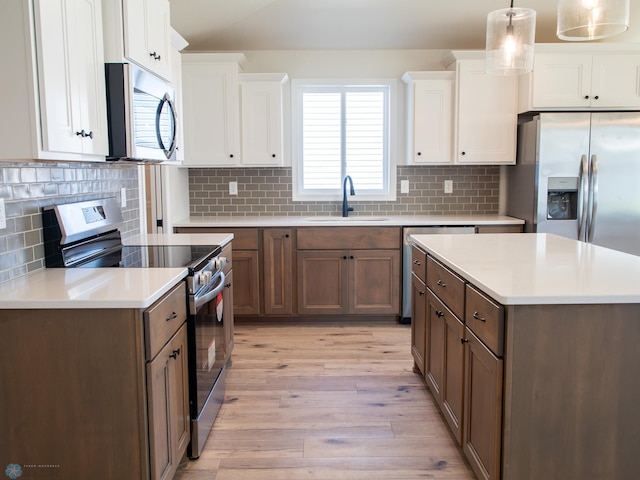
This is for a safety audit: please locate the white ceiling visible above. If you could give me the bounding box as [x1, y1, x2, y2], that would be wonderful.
[169, 0, 640, 52]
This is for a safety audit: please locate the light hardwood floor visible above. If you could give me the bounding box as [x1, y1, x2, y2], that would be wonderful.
[175, 319, 476, 480]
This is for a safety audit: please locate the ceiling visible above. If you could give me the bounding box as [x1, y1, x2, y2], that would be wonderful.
[170, 0, 640, 52]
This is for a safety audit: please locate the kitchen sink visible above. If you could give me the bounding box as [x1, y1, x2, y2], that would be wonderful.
[304, 216, 390, 222]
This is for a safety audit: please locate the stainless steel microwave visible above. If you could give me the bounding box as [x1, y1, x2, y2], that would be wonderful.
[105, 63, 177, 163]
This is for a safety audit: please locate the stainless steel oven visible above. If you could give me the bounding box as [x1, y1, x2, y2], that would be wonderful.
[42, 197, 230, 459]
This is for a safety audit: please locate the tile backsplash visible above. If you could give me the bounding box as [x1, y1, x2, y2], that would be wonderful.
[189, 165, 500, 216]
[0, 162, 140, 283]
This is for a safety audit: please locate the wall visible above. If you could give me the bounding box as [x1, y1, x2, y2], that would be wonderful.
[186, 49, 502, 217]
[0, 161, 140, 283]
[189, 165, 500, 217]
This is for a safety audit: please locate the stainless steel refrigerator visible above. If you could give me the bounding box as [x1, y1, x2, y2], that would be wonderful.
[506, 112, 640, 256]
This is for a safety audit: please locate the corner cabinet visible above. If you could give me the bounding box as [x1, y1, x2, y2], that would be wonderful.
[1, 0, 108, 161]
[402, 71, 454, 165]
[240, 73, 289, 167]
[181, 54, 247, 167]
[520, 50, 640, 111]
[444, 52, 517, 165]
[102, 0, 172, 81]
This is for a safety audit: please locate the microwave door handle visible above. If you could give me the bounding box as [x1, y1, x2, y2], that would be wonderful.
[156, 94, 178, 160]
[587, 155, 599, 243]
[578, 154, 589, 241]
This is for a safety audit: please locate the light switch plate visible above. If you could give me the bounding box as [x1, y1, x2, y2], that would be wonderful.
[444, 180, 453, 194]
[400, 180, 409, 194]
[229, 181, 238, 195]
[0, 198, 6, 230]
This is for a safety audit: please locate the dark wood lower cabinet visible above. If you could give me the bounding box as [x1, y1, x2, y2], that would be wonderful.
[463, 329, 503, 480]
[410, 273, 427, 375]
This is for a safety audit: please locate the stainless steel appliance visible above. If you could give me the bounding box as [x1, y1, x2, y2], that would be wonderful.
[42, 198, 229, 459]
[105, 63, 178, 163]
[506, 112, 640, 256]
[401, 226, 475, 323]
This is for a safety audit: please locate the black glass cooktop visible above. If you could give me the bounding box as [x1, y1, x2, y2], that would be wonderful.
[119, 244, 222, 270]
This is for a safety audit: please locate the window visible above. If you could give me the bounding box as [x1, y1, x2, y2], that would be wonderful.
[292, 80, 396, 201]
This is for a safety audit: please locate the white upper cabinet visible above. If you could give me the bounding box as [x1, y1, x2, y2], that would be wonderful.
[102, 0, 172, 81]
[519, 45, 640, 111]
[0, 0, 108, 161]
[402, 72, 454, 165]
[181, 54, 247, 167]
[445, 52, 518, 165]
[240, 74, 288, 167]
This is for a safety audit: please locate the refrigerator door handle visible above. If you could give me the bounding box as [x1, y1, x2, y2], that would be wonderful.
[578, 154, 589, 241]
[587, 154, 599, 243]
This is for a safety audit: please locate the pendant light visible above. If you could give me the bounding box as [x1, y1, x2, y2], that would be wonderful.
[485, 0, 536, 75]
[557, 0, 630, 41]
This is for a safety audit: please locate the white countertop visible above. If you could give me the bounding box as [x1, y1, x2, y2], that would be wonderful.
[173, 215, 524, 228]
[0, 233, 235, 309]
[0, 268, 188, 309]
[410, 233, 640, 305]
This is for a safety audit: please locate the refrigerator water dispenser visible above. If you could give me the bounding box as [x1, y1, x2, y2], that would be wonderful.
[547, 177, 578, 220]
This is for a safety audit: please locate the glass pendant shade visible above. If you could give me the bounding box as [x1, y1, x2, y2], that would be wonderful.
[557, 0, 630, 40]
[486, 7, 536, 75]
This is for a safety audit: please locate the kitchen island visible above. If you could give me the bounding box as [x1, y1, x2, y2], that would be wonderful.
[409, 233, 640, 480]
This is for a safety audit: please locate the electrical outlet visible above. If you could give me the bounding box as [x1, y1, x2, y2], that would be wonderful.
[0, 198, 5, 230]
[120, 187, 127, 208]
[400, 180, 409, 194]
[444, 180, 453, 194]
[229, 181, 238, 195]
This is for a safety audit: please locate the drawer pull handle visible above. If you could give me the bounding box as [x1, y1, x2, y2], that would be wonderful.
[166, 312, 178, 322]
[460, 338, 469, 344]
[435, 310, 445, 317]
[436, 279, 447, 287]
[169, 347, 181, 359]
[473, 311, 486, 322]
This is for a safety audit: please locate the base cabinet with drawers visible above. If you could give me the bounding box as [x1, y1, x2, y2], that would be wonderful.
[0, 280, 190, 480]
[413, 248, 504, 480]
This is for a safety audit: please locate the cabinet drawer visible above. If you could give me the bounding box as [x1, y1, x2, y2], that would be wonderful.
[465, 284, 504, 357]
[411, 245, 426, 282]
[426, 256, 465, 319]
[145, 282, 187, 360]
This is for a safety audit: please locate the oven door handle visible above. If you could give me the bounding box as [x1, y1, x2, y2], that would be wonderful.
[191, 271, 226, 314]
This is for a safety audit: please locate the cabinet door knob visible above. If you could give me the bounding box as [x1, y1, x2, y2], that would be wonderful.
[584, 95, 590, 99]
[473, 311, 486, 322]
[229, 154, 234, 158]
[418, 290, 425, 296]
[343, 255, 347, 260]
[460, 338, 469, 344]
[272, 154, 276, 158]
[436, 279, 447, 287]
[435, 310, 445, 317]
[413, 260, 421, 265]
[87, 130, 94, 139]
[169, 347, 181, 359]
[461, 151, 466, 156]
[285, 233, 290, 238]
[594, 95, 599, 100]
[350, 255, 354, 260]
[149, 52, 161, 60]
[75, 130, 86, 137]
[417, 152, 422, 156]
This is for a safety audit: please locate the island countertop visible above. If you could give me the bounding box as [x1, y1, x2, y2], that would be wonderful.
[410, 233, 640, 305]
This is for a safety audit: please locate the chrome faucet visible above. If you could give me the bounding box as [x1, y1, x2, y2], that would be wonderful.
[342, 175, 355, 217]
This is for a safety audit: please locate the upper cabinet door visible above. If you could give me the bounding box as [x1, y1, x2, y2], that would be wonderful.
[35, 0, 108, 157]
[122, 0, 172, 81]
[455, 59, 517, 165]
[590, 55, 640, 109]
[532, 54, 593, 109]
[403, 72, 454, 165]
[240, 74, 288, 167]
[181, 56, 243, 167]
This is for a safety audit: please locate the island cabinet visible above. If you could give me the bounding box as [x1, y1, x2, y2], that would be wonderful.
[0, 280, 189, 480]
[296, 227, 401, 315]
[410, 245, 427, 375]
